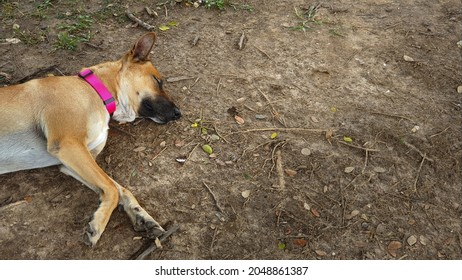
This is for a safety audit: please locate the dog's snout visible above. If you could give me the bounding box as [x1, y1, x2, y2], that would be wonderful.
[173, 107, 181, 120]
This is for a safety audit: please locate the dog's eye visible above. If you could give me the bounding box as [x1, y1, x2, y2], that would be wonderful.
[152, 75, 163, 90]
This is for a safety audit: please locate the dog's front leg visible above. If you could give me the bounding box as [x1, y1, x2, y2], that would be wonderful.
[60, 166, 166, 239]
[48, 138, 119, 246]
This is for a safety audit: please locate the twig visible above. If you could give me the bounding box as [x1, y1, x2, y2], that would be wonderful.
[151, 146, 168, 162]
[339, 140, 381, 152]
[362, 149, 369, 174]
[275, 150, 285, 190]
[238, 32, 246, 50]
[186, 143, 200, 161]
[202, 182, 226, 214]
[126, 10, 155, 30]
[413, 156, 426, 192]
[255, 86, 286, 126]
[130, 223, 180, 260]
[109, 123, 136, 138]
[429, 127, 450, 138]
[370, 111, 415, 123]
[253, 45, 273, 61]
[210, 227, 219, 252]
[0, 199, 27, 212]
[225, 127, 335, 137]
[213, 123, 230, 144]
[401, 140, 434, 162]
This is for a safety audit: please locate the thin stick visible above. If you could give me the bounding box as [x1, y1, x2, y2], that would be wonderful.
[203, 182, 225, 214]
[131, 224, 180, 260]
[238, 32, 246, 50]
[339, 141, 381, 152]
[370, 111, 415, 123]
[253, 45, 273, 61]
[109, 123, 136, 138]
[429, 127, 450, 138]
[210, 227, 219, 252]
[362, 149, 369, 174]
[151, 146, 168, 162]
[255, 86, 285, 126]
[213, 123, 230, 144]
[186, 143, 200, 161]
[126, 10, 155, 30]
[225, 127, 335, 137]
[413, 156, 426, 192]
[402, 140, 434, 162]
[275, 150, 285, 189]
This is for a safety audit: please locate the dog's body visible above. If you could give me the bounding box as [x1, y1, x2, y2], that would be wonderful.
[0, 33, 181, 246]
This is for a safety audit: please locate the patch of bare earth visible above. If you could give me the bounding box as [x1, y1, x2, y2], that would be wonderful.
[0, 0, 461, 259]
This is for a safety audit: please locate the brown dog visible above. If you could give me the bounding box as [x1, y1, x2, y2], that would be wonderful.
[0, 32, 181, 246]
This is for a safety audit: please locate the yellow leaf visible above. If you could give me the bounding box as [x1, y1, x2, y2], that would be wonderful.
[270, 132, 278, 139]
[191, 122, 198, 128]
[159, 25, 170, 31]
[167, 21, 179, 27]
[330, 107, 337, 113]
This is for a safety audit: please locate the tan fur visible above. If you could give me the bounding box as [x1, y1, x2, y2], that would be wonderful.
[0, 33, 180, 246]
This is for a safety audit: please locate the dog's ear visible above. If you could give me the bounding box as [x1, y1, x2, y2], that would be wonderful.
[130, 32, 156, 62]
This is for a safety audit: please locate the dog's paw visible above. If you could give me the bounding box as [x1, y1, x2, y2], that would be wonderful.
[83, 222, 101, 247]
[134, 214, 165, 238]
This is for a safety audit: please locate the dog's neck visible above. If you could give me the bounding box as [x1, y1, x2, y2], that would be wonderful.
[87, 61, 122, 102]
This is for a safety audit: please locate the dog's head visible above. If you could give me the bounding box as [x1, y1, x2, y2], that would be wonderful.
[113, 33, 181, 124]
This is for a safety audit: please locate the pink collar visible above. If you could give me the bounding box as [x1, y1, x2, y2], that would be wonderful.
[78, 69, 116, 114]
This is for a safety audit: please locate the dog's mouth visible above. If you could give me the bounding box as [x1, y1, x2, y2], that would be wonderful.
[139, 96, 181, 124]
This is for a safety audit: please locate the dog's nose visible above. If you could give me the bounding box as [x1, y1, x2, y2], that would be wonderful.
[173, 107, 181, 119]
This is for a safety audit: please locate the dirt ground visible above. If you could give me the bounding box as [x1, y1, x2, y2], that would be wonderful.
[0, 0, 461, 260]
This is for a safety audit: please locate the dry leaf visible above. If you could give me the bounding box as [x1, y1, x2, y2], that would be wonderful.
[315, 250, 327, 256]
[133, 146, 146, 152]
[293, 239, 308, 247]
[325, 130, 333, 141]
[311, 207, 320, 217]
[174, 139, 185, 147]
[24, 195, 33, 203]
[284, 168, 297, 177]
[387, 241, 402, 257]
[234, 115, 245, 124]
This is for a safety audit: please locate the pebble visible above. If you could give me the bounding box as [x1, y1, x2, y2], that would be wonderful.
[457, 85, 462, 94]
[255, 114, 267, 120]
[407, 235, 417, 246]
[403, 55, 415, 62]
[301, 148, 311, 156]
[344, 166, 355, 173]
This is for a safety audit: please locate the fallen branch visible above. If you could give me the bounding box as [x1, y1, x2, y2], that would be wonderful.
[130, 223, 180, 260]
[126, 10, 155, 31]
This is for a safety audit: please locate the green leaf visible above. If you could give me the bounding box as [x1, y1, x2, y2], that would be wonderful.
[202, 144, 213, 155]
[167, 21, 178, 27]
[278, 242, 286, 250]
[343, 136, 353, 143]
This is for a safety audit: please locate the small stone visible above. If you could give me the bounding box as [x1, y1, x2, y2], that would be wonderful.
[209, 134, 220, 141]
[407, 235, 417, 246]
[374, 167, 386, 173]
[191, 204, 196, 210]
[241, 190, 251, 198]
[303, 202, 311, 210]
[301, 148, 311, 156]
[403, 55, 414, 62]
[419, 235, 429, 246]
[160, 141, 166, 147]
[411, 125, 420, 133]
[457, 85, 462, 94]
[457, 40, 462, 48]
[344, 166, 355, 173]
[255, 114, 267, 120]
[236, 97, 246, 102]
